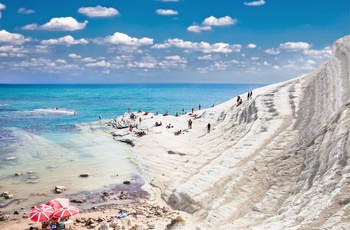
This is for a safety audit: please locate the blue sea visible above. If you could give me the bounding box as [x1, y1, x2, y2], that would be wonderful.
[0, 83, 263, 210]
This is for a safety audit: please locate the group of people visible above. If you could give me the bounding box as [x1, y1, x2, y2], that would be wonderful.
[237, 90, 253, 107]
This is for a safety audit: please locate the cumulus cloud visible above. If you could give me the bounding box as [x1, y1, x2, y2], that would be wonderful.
[86, 60, 112, 67]
[152, 38, 241, 53]
[0, 30, 30, 45]
[78, 5, 119, 17]
[0, 3, 6, 19]
[303, 47, 332, 59]
[202, 16, 237, 26]
[41, 35, 88, 46]
[187, 25, 211, 33]
[198, 54, 216, 60]
[68, 53, 82, 59]
[244, 0, 265, 6]
[156, 9, 178, 16]
[264, 48, 280, 55]
[188, 16, 237, 33]
[18, 7, 35, 14]
[279, 42, 311, 50]
[96, 32, 153, 46]
[81, 57, 96, 62]
[22, 17, 88, 31]
[247, 44, 257, 48]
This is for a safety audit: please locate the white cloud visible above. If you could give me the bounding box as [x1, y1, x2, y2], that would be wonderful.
[188, 16, 236, 33]
[164, 55, 186, 62]
[86, 60, 112, 67]
[18, 8, 35, 14]
[264, 48, 280, 55]
[202, 16, 237, 26]
[0, 3, 5, 10]
[244, 0, 265, 6]
[198, 54, 216, 60]
[303, 47, 332, 59]
[78, 5, 119, 17]
[152, 38, 241, 53]
[55, 59, 66, 64]
[156, 9, 178, 16]
[279, 42, 311, 50]
[41, 35, 88, 46]
[81, 57, 96, 62]
[22, 17, 88, 31]
[98, 32, 153, 46]
[187, 25, 211, 33]
[68, 53, 82, 59]
[247, 44, 257, 48]
[0, 30, 30, 45]
[0, 3, 5, 19]
[251, 57, 259, 61]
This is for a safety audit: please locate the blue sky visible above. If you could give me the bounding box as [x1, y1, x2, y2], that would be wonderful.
[0, 0, 349, 84]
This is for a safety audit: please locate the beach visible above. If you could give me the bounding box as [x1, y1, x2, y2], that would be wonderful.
[2, 35, 350, 229]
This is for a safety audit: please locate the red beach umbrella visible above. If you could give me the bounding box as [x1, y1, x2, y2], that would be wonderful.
[46, 198, 71, 211]
[28, 204, 54, 222]
[52, 206, 79, 218]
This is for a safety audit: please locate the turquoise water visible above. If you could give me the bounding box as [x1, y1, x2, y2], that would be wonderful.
[0, 84, 263, 211]
[0, 84, 262, 133]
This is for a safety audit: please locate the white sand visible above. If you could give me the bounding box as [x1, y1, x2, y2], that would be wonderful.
[111, 35, 350, 229]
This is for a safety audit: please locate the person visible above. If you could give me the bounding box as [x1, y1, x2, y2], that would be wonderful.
[182, 108, 185, 114]
[56, 106, 59, 110]
[136, 131, 146, 137]
[212, 104, 214, 108]
[188, 119, 192, 129]
[236, 96, 241, 103]
[198, 104, 201, 110]
[129, 124, 133, 132]
[249, 90, 253, 99]
[98, 115, 102, 120]
[139, 117, 142, 123]
[237, 98, 243, 107]
[191, 108, 194, 114]
[174, 130, 182, 135]
[206, 123, 211, 133]
[175, 112, 179, 117]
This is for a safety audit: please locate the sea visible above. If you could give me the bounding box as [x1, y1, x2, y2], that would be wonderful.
[0, 83, 263, 211]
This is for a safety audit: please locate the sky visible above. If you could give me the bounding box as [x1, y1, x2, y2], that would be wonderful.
[0, 0, 349, 84]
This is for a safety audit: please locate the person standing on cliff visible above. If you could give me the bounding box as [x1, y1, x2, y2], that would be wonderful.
[206, 123, 211, 133]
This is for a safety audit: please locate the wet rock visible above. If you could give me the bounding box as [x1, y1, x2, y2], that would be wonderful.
[55, 185, 67, 194]
[4, 193, 13, 199]
[0, 215, 10, 221]
[71, 199, 83, 204]
[80, 173, 89, 178]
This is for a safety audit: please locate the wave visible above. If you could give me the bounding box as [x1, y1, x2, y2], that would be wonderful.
[28, 108, 77, 116]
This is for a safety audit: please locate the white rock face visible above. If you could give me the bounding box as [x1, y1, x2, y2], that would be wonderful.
[112, 35, 350, 229]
